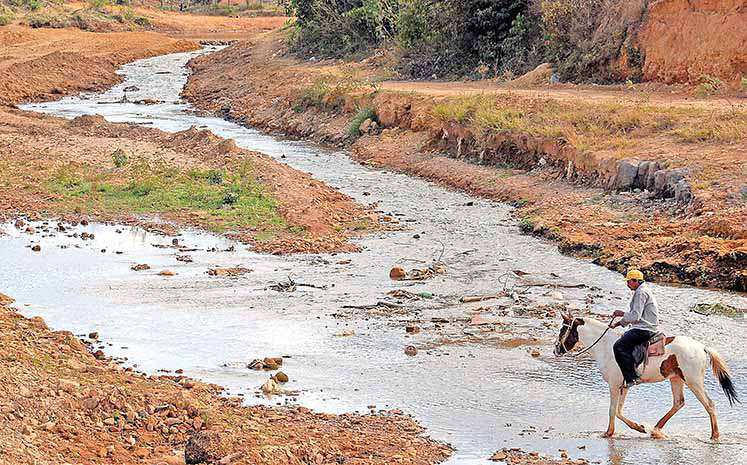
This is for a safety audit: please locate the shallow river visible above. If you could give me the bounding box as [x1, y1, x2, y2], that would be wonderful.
[8, 48, 747, 464]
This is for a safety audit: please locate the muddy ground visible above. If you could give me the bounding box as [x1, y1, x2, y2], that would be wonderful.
[183, 33, 747, 291]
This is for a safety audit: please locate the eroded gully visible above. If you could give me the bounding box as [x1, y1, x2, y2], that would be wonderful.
[7, 48, 747, 464]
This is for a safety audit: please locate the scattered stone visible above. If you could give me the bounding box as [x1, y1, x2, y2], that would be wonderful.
[247, 357, 283, 370]
[131, 263, 150, 271]
[272, 371, 289, 383]
[31, 244, 41, 252]
[405, 325, 420, 334]
[206, 267, 252, 277]
[260, 378, 283, 395]
[530, 349, 541, 358]
[58, 378, 80, 393]
[159, 270, 176, 276]
[389, 266, 406, 280]
[176, 255, 193, 263]
[88, 331, 99, 340]
[404, 345, 417, 356]
[334, 330, 355, 337]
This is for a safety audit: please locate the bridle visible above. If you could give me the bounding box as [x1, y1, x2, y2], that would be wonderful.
[556, 315, 617, 358]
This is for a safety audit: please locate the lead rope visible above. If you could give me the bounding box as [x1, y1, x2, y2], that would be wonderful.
[568, 315, 617, 358]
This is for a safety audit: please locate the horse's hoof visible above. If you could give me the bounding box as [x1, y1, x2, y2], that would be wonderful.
[711, 434, 720, 441]
[602, 432, 614, 438]
[651, 429, 667, 440]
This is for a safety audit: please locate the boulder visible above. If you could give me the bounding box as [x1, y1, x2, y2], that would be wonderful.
[635, 160, 660, 190]
[359, 118, 373, 134]
[674, 179, 693, 204]
[612, 159, 639, 190]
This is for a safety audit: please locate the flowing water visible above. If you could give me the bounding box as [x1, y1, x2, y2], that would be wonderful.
[9, 48, 747, 464]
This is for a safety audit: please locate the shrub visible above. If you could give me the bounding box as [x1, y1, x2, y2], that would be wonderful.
[347, 106, 377, 137]
[0, 8, 14, 25]
[287, 0, 399, 58]
[112, 149, 128, 168]
[694, 74, 725, 98]
[88, 0, 110, 10]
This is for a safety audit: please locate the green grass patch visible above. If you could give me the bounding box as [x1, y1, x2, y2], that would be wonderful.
[46, 159, 286, 235]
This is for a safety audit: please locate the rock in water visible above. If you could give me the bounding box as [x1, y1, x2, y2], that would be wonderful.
[273, 371, 289, 383]
[260, 378, 282, 395]
[389, 266, 406, 280]
[0, 292, 15, 306]
[185, 431, 226, 464]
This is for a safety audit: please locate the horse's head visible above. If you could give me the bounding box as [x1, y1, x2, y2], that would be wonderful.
[554, 310, 585, 356]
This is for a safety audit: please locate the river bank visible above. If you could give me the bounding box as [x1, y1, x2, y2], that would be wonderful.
[182, 33, 747, 291]
[0, 292, 452, 465]
[0, 21, 375, 253]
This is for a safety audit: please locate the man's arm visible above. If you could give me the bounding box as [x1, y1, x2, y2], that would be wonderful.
[620, 290, 645, 325]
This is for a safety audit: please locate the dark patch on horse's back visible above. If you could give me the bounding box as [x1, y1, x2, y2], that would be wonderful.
[665, 336, 675, 345]
[660, 354, 685, 381]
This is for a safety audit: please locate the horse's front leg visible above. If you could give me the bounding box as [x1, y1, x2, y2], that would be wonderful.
[603, 386, 621, 438]
[616, 385, 646, 433]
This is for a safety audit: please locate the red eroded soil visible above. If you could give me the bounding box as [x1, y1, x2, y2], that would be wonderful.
[0, 25, 199, 106]
[636, 0, 747, 85]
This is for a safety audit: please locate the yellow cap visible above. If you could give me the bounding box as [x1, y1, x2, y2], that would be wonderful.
[626, 269, 644, 281]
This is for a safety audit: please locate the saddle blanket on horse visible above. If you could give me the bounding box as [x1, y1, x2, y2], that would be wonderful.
[634, 332, 666, 374]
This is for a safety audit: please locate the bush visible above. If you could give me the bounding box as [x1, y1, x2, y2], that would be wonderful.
[287, 0, 399, 58]
[112, 149, 128, 168]
[0, 7, 14, 25]
[347, 106, 377, 137]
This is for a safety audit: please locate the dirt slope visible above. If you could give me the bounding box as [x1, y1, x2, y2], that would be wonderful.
[635, 0, 747, 84]
[183, 35, 747, 291]
[0, 25, 200, 105]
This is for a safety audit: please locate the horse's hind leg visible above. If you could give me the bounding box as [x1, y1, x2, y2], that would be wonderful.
[688, 381, 720, 440]
[616, 386, 646, 434]
[651, 378, 685, 439]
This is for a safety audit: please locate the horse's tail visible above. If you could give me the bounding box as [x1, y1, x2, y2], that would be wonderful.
[706, 347, 739, 406]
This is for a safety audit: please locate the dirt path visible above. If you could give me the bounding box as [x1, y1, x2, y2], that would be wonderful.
[381, 80, 742, 111]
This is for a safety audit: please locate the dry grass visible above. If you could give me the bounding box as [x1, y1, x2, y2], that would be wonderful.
[430, 93, 747, 150]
